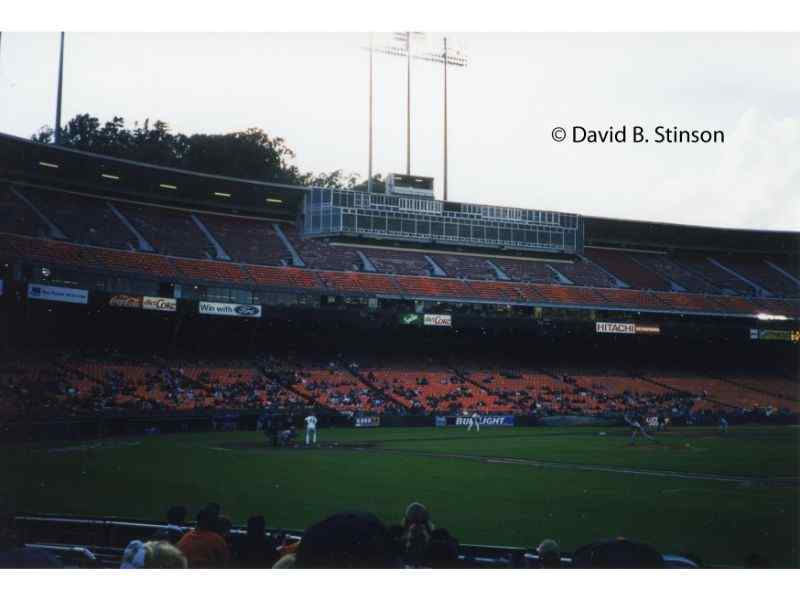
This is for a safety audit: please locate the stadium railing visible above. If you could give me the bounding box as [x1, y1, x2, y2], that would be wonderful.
[10, 514, 699, 568]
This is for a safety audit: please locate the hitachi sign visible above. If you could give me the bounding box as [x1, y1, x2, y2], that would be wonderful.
[595, 322, 636, 334]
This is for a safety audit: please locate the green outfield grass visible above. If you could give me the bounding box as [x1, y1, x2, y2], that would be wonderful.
[3, 425, 798, 567]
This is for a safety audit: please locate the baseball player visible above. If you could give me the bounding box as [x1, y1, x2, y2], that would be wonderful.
[625, 412, 655, 445]
[467, 410, 481, 432]
[305, 413, 318, 445]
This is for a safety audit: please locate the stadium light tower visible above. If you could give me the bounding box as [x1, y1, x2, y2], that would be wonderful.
[416, 37, 468, 202]
[370, 32, 425, 176]
[54, 32, 65, 146]
[366, 33, 467, 200]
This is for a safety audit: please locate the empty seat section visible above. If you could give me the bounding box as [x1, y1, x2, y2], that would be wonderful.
[324, 272, 401, 295]
[492, 258, 561, 283]
[529, 284, 608, 306]
[1, 234, 96, 268]
[634, 253, 720, 294]
[652, 292, 722, 313]
[198, 214, 290, 266]
[0, 184, 50, 237]
[596, 288, 666, 309]
[395, 276, 472, 299]
[648, 374, 793, 411]
[173, 258, 251, 284]
[22, 187, 135, 250]
[282, 225, 363, 271]
[114, 203, 214, 258]
[89, 246, 177, 278]
[433, 253, 496, 280]
[552, 259, 618, 288]
[363, 247, 432, 276]
[671, 255, 756, 295]
[707, 295, 759, 315]
[246, 264, 322, 290]
[715, 255, 800, 297]
[465, 280, 526, 303]
[584, 249, 671, 290]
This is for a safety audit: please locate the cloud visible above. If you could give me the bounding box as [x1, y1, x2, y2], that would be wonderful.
[647, 108, 800, 231]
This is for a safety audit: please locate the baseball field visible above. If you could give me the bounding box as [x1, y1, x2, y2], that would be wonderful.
[3, 425, 798, 567]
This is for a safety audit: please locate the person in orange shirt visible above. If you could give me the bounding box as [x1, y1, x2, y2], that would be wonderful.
[176, 509, 230, 568]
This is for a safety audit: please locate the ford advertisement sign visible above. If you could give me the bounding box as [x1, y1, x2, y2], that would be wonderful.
[198, 301, 262, 318]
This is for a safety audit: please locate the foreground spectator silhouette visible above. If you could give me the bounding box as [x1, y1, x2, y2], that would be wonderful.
[293, 511, 398, 568]
[401, 502, 434, 566]
[536, 539, 561, 568]
[237, 515, 279, 568]
[176, 508, 230, 568]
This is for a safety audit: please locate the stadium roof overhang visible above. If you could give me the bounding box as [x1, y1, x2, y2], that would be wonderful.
[2, 131, 798, 256]
[584, 215, 800, 256]
[0, 132, 307, 220]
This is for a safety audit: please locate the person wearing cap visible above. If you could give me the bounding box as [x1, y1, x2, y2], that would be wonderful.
[536, 539, 561, 568]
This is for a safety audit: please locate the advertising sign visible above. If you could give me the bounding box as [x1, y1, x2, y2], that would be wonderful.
[596, 322, 660, 335]
[451, 415, 515, 427]
[596, 322, 636, 334]
[424, 314, 452, 327]
[109, 294, 142, 309]
[143, 296, 177, 312]
[198, 301, 262, 318]
[400, 313, 422, 326]
[27, 284, 88, 305]
[750, 329, 799, 343]
[634, 324, 661, 335]
[354, 416, 381, 428]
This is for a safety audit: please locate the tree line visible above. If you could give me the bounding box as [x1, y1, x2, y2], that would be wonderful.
[32, 114, 386, 192]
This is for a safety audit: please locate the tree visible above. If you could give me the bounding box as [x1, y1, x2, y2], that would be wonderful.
[31, 114, 362, 189]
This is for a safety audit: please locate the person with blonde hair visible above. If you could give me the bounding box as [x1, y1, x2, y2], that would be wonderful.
[120, 540, 187, 569]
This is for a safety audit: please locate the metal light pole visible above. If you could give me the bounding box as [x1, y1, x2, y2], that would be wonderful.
[417, 37, 468, 201]
[370, 32, 424, 176]
[443, 37, 448, 201]
[404, 32, 411, 175]
[365, 33, 467, 199]
[368, 33, 374, 193]
[54, 32, 65, 146]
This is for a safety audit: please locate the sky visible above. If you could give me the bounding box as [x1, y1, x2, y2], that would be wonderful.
[0, 32, 798, 231]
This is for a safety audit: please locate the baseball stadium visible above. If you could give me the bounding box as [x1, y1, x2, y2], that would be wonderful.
[1, 31, 799, 571]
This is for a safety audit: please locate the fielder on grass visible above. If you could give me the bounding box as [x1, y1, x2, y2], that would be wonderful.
[625, 412, 656, 445]
[305, 413, 318, 445]
[719, 415, 729, 434]
[467, 410, 481, 432]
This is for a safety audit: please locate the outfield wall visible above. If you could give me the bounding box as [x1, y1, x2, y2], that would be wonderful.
[3, 411, 796, 444]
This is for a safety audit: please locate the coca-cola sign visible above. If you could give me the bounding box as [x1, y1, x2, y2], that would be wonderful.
[109, 294, 142, 309]
[424, 314, 452, 327]
[142, 296, 177, 312]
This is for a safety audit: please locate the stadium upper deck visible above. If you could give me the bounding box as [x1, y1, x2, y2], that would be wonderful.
[1, 132, 799, 319]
